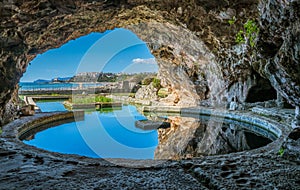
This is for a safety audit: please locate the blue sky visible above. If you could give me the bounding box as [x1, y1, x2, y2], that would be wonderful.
[21, 29, 158, 82]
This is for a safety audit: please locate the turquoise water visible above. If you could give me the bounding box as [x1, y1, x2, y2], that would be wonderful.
[23, 104, 158, 159]
[22, 102, 273, 160]
[36, 102, 67, 112]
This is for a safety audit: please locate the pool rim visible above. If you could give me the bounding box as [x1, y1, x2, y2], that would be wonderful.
[1, 107, 291, 167]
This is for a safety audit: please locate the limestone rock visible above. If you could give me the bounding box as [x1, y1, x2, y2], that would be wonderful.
[159, 92, 180, 106]
[0, 0, 299, 125]
[135, 83, 159, 101]
[282, 128, 300, 163]
[20, 105, 35, 116]
[257, 0, 300, 107]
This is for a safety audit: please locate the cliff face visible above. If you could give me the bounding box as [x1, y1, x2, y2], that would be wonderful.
[0, 0, 299, 124]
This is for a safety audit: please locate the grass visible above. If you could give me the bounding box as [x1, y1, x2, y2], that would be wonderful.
[111, 93, 135, 97]
[50, 93, 61, 96]
[71, 95, 112, 104]
[95, 96, 113, 103]
[0, 128, 2, 135]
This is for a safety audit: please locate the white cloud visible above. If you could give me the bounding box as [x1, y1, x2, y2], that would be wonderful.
[123, 63, 158, 74]
[132, 58, 157, 65]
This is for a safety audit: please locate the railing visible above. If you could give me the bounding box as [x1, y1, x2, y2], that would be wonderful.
[19, 87, 76, 92]
[19, 87, 133, 95]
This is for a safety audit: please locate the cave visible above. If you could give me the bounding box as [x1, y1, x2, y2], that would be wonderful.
[1, 0, 300, 189]
[1, 0, 299, 125]
[1, 0, 234, 124]
[245, 77, 277, 103]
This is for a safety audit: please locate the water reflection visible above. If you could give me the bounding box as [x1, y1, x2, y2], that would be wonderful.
[22, 105, 158, 159]
[154, 116, 273, 160]
[21, 102, 274, 160]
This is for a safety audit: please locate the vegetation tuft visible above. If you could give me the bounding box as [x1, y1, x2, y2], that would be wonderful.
[278, 147, 285, 156]
[152, 78, 161, 89]
[158, 88, 169, 98]
[228, 16, 236, 25]
[235, 19, 259, 47]
[142, 77, 154, 85]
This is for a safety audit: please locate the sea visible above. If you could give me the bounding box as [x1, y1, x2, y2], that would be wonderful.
[19, 82, 104, 91]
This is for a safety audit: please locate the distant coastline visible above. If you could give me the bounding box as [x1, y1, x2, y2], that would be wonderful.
[25, 72, 157, 84]
[19, 72, 157, 95]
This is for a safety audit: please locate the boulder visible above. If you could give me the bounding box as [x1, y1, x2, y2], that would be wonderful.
[20, 105, 35, 116]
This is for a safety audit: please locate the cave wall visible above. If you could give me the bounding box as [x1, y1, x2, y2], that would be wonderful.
[127, 22, 225, 106]
[0, 0, 299, 125]
[256, 0, 300, 107]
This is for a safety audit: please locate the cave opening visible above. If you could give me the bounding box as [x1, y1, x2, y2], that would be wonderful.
[19, 28, 159, 95]
[245, 76, 277, 103]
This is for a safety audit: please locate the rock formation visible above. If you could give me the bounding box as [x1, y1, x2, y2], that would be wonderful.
[256, 0, 300, 107]
[0, 0, 299, 125]
[135, 82, 159, 101]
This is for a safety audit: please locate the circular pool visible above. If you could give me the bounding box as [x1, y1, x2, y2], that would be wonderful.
[19, 103, 279, 160]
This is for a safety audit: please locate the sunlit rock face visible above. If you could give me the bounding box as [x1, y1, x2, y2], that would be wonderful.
[135, 82, 159, 101]
[128, 22, 224, 106]
[0, 0, 299, 124]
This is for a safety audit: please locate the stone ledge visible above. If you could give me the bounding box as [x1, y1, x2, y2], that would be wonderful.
[2, 111, 83, 139]
[1, 107, 290, 165]
[143, 106, 291, 138]
[135, 120, 170, 130]
[0, 109, 298, 189]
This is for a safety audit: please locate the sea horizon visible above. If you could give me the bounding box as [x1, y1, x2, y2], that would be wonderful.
[19, 82, 105, 91]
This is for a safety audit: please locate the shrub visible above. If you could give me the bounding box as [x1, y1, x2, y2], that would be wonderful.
[72, 96, 112, 104]
[152, 78, 161, 89]
[235, 19, 259, 47]
[235, 30, 246, 44]
[95, 96, 112, 103]
[142, 77, 154, 85]
[244, 20, 259, 47]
